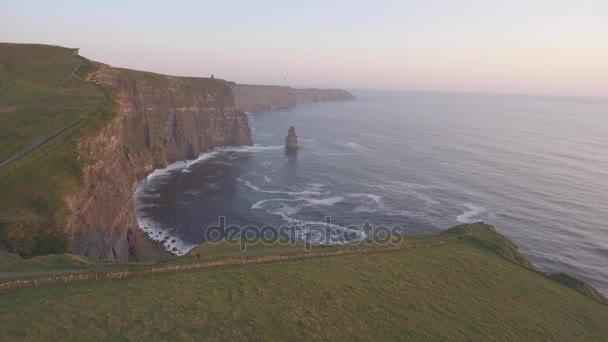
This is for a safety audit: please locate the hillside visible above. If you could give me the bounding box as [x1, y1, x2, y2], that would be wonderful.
[0, 43, 356, 262]
[0, 224, 607, 340]
[1, 44, 606, 340]
[0, 43, 252, 261]
[0, 44, 111, 257]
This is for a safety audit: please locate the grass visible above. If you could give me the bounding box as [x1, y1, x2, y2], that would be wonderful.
[441, 223, 534, 269]
[0, 43, 113, 256]
[0, 224, 606, 340]
[1, 235, 607, 340]
[0, 44, 606, 339]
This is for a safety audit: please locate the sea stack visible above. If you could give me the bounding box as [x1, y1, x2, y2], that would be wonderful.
[285, 126, 299, 153]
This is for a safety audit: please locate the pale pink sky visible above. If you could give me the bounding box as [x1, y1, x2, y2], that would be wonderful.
[1, 0, 607, 97]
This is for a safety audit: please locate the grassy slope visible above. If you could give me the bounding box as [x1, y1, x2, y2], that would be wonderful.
[0, 44, 605, 339]
[0, 44, 112, 256]
[1, 240, 607, 340]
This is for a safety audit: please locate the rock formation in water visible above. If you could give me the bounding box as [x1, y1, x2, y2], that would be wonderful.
[285, 126, 299, 153]
[66, 64, 252, 261]
[230, 84, 355, 112]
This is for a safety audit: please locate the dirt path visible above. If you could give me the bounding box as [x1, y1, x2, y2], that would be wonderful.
[0, 118, 83, 168]
[0, 67, 109, 171]
[0, 239, 455, 291]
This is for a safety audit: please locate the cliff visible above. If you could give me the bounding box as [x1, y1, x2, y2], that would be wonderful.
[66, 65, 252, 261]
[0, 44, 354, 262]
[230, 84, 355, 112]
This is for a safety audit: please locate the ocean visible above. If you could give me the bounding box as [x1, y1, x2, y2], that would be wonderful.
[135, 90, 608, 294]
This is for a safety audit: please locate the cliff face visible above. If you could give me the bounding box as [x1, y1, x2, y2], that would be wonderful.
[66, 65, 252, 261]
[230, 84, 355, 112]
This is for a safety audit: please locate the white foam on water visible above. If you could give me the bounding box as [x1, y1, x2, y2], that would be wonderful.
[388, 181, 444, 190]
[456, 203, 487, 223]
[137, 192, 161, 199]
[136, 203, 162, 209]
[263, 175, 272, 183]
[147, 144, 283, 180]
[135, 144, 285, 255]
[343, 141, 362, 148]
[290, 218, 367, 245]
[346, 193, 384, 213]
[347, 193, 383, 204]
[322, 152, 357, 156]
[211, 161, 233, 166]
[136, 214, 197, 256]
[352, 206, 377, 213]
[307, 183, 325, 190]
[249, 192, 365, 245]
[251, 196, 344, 211]
[221, 145, 283, 153]
[239, 178, 330, 196]
[372, 182, 441, 206]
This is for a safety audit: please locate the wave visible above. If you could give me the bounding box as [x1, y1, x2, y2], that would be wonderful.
[220, 145, 284, 153]
[387, 181, 444, 190]
[342, 141, 362, 148]
[136, 214, 196, 256]
[141, 145, 283, 187]
[239, 178, 330, 196]
[135, 144, 285, 255]
[251, 196, 344, 211]
[372, 182, 441, 206]
[347, 193, 382, 204]
[346, 193, 384, 213]
[456, 203, 487, 223]
[352, 206, 377, 213]
[317, 152, 357, 156]
[253, 203, 366, 245]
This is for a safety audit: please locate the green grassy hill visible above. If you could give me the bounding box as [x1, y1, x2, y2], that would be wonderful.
[0, 43, 113, 257]
[0, 224, 606, 340]
[0, 44, 606, 340]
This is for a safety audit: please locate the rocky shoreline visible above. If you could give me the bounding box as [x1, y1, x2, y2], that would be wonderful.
[67, 60, 356, 261]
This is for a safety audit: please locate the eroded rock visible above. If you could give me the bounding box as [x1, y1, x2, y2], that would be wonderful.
[285, 126, 299, 153]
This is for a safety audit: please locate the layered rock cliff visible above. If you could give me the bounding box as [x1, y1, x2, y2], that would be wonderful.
[66, 65, 252, 261]
[230, 84, 355, 112]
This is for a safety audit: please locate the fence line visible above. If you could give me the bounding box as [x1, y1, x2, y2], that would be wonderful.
[0, 239, 453, 291]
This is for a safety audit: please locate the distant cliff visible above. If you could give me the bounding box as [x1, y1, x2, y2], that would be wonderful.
[66, 65, 252, 261]
[230, 84, 355, 112]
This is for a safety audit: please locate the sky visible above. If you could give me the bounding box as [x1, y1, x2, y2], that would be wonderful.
[1, 0, 607, 97]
